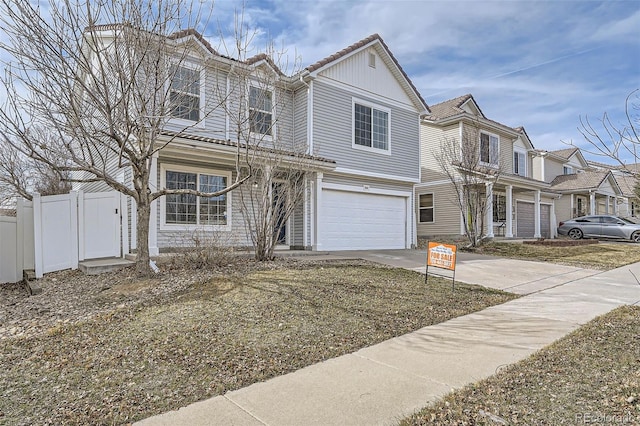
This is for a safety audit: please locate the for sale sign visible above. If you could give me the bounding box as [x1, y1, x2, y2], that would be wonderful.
[427, 242, 457, 271]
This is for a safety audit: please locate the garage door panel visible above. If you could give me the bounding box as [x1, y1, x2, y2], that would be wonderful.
[322, 190, 406, 250]
[516, 202, 551, 238]
[516, 202, 535, 238]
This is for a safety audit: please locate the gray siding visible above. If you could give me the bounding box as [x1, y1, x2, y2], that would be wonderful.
[293, 87, 308, 151]
[312, 81, 419, 180]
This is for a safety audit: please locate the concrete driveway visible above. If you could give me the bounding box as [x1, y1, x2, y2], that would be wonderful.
[329, 249, 602, 294]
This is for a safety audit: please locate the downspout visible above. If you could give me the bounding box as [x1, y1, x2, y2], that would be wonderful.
[299, 73, 313, 155]
[299, 73, 313, 248]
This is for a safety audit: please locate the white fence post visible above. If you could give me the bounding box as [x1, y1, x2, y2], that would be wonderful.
[16, 198, 24, 278]
[33, 193, 43, 279]
[77, 190, 85, 261]
[120, 193, 129, 258]
[70, 190, 79, 270]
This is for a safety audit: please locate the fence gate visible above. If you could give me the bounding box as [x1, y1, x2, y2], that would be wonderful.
[79, 191, 121, 260]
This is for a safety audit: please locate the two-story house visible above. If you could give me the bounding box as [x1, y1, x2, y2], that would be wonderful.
[416, 94, 558, 240]
[78, 28, 427, 254]
[535, 148, 623, 223]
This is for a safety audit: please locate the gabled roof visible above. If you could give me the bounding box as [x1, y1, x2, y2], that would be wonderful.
[549, 148, 579, 160]
[513, 126, 535, 150]
[86, 24, 286, 75]
[304, 34, 429, 113]
[549, 170, 619, 193]
[615, 174, 638, 197]
[424, 94, 534, 147]
[425, 94, 484, 121]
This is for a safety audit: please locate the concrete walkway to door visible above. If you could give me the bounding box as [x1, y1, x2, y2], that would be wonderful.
[135, 251, 640, 426]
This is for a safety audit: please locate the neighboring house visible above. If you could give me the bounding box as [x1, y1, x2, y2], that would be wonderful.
[77, 28, 427, 254]
[535, 148, 623, 223]
[416, 94, 557, 240]
[587, 159, 640, 218]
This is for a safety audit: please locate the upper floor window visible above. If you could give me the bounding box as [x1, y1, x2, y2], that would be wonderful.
[419, 193, 434, 223]
[514, 151, 526, 176]
[480, 132, 499, 166]
[354, 100, 390, 152]
[170, 66, 200, 122]
[249, 86, 273, 135]
[563, 165, 573, 175]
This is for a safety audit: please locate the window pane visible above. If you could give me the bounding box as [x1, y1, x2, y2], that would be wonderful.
[419, 209, 433, 223]
[480, 133, 490, 163]
[199, 174, 227, 225]
[419, 194, 433, 208]
[354, 103, 372, 147]
[490, 135, 499, 165]
[170, 67, 200, 121]
[493, 194, 506, 222]
[372, 109, 388, 150]
[249, 87, 273, 135]
[166, 171, 197, 224]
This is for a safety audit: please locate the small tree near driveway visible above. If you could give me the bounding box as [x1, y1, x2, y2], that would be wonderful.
[435, 122, 502, 247]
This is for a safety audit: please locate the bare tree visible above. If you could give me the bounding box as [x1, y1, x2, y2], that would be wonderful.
[577, 89, 640, 172]
[0, 130, 72, 205]
[436, 123, 502, 247]
[0, 0, 256, 276]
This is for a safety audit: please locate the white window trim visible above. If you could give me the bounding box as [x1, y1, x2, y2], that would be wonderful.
[514, 148, 527, 177]
[418, 192, 435, 223]
[159, 163, 232, 231]
[479, 131, 500, 167]
[168, 61, 206, 129]
[248, 83, 275, 141]
[563, 165, 574, 175]
[352, 97, 391, 155]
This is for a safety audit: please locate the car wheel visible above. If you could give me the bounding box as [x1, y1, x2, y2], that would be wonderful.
[568, 228, 583, 240]
[632, 232, 640, 243]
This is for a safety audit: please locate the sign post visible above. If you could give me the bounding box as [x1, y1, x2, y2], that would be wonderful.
[425, 241, 457, 289]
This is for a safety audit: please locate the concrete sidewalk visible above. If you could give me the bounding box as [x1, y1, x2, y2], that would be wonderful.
[136, 254, 640, 426]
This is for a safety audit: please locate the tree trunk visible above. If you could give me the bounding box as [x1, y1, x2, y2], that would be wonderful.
[135, 195, 152, 276]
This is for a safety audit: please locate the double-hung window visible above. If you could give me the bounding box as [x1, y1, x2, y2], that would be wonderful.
[170, 66, 201, 122]
[354, 100, 389, 151]
[480, 132, 499, 166]
[563, 165, 573, 175]
[164, 169, 228, 226]
[249, 86, 273, 135]
[419, 194, 434, 223]
[514, 150, 526, 176]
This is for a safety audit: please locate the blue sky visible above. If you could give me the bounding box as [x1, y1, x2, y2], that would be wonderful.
[208, 0, 640, 162]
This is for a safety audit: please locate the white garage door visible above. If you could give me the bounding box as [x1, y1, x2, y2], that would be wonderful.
[321, 190, 406, 250]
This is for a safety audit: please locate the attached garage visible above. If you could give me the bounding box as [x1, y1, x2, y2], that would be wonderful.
[516, 201, 551, 238]
[321, 189, 407, 250]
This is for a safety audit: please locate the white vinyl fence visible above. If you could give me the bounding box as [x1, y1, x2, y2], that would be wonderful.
[0, 191, 126, 283]
[0, 199, 34, 284]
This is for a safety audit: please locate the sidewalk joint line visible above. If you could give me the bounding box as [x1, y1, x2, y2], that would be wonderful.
[352, 353, 453, 388]
[223, 395, 269, 425]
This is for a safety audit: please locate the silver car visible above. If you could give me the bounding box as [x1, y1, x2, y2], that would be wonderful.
[557, 215, 640, 242]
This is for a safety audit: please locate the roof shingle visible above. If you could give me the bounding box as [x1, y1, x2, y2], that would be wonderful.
[549, 170, 610, 191]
